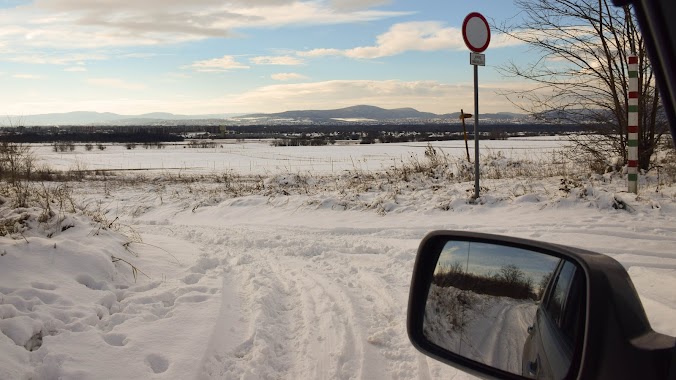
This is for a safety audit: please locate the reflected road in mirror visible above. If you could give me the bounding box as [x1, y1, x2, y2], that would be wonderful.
[423, 241, 561, 376]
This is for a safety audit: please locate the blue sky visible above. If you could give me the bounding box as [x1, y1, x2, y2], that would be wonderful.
[0, 0, 537, 115]
[437, 241, 560, 284]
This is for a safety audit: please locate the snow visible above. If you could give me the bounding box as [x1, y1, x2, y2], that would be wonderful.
[425, 285, 537, 375]
[1, 139, 675, 379]
[32, 137, 569, 175]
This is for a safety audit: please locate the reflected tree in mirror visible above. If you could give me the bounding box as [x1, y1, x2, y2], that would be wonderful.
[423, 241, 561, 375]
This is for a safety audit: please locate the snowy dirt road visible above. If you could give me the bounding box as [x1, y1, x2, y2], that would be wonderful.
[424, 285, 536, 375]
[133, 215, 450, 379]
[465, 299, 537, 374]
[2, 173, 676, 379]
[107, 181, 675, 380]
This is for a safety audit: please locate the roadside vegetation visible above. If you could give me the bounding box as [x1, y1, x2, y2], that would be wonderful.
[425, 261, 553, 348]
[0, 142, 153, 284]
[1, 139, 674, 314]
[433, 262, 544, 301]
[2, 141, 675, 218]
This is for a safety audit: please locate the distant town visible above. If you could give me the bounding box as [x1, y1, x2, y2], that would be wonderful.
[1, 105, 593, 146]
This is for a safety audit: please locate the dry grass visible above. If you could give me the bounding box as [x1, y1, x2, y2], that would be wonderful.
[5, 141, 675, 218]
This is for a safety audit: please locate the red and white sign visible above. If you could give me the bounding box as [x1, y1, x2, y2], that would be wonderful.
[462, 12, 490, 53]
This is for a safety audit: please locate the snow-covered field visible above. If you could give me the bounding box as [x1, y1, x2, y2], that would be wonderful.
[1, 139, 675, 379]
[34, 137, 569, 175]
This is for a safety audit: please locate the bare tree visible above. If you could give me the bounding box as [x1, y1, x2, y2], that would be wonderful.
[497, 264, 525, 285]
[496, 0, 667, 170]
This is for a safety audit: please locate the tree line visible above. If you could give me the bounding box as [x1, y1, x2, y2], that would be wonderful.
[433, 262, 549, 301]
[0, 132, 183, 144]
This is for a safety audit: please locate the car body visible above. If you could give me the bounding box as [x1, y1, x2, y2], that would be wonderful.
[522, 259, 586, 379]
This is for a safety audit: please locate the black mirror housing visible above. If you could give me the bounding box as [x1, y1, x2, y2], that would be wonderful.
[407, 231, 675, 380]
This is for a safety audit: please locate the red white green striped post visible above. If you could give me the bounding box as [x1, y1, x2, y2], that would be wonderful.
[628, 55, 638, 194]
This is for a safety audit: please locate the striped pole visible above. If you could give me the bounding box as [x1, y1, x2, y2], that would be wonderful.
[628, 55, 638, 194]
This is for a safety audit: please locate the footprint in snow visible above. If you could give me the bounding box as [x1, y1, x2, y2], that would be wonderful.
[75, 274, 110, 291]
[128, 280, 162, 293]
[175, 293, 211, 304]
[182, 273, 203, 285]
[145, 353, 170, 374]
[31, 282, 57, 291]
[103, 333, 127, 347]
[189, 257, 220, 274]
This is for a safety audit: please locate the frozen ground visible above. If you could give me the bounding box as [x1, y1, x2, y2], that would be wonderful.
[1, 140, 675, 379]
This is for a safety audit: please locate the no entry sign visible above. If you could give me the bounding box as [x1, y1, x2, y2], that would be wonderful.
[462, 12, 490, 199]
[462, 12, 490, 53]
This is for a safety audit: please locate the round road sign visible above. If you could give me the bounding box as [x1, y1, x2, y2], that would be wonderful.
[462, 12, 490, 53]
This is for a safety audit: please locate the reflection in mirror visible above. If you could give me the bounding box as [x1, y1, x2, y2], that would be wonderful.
[423, 241, 576, 378]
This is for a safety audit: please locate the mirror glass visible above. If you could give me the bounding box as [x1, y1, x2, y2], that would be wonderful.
[423, 241, 585, 379]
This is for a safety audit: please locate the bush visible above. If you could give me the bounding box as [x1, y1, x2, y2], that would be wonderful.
[143, 142, 165, 149]
[52, 142, 76, 152]
[187, 140, 217, 148]
[433, 262, 538, 300]
[271, 137, 332, 147]
[0, 143, 34, 207]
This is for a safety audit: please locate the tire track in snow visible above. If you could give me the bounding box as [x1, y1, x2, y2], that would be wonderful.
[458, 299, 535, 375]
[140, 222, 451, 379]
[191, 226, 374, 379]
[274, 259, 362, 379]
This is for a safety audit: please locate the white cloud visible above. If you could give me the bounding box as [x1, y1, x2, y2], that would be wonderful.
[250, 55, 304, 65]
[271, 72, 308, 81]
[299, 48, 342, 58]
[239, 2, 407, 28]
[330, 0, 391, 11]
[0, 1, 408, 52]
[166, 72, 192, 79]
[88, 77, 147, 90]
[227, 79, 535, 114]
[187, 55, 250, 72]
[300, 21, 524, 59]
[36, 0, 295, 11]
[0, 1, 412, 72]
[0, 79, 538, 115]
[13, 74, 42, 79]
[64, 66, 87, 72]
[121, 53, 159, 59]
[0, 22, 193, 50]
[5, 52, 107, 65]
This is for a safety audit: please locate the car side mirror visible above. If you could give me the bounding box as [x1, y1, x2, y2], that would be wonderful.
[407, 231, 676, 380]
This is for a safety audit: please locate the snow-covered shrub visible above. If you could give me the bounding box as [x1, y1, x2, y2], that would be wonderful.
[0, 143, 35, 207]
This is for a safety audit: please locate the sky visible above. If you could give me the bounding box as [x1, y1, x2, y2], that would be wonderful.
[0, 0, 539, 116]
[437, 241, 560, 283]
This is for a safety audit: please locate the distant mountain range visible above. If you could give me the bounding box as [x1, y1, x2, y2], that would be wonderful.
[240, 105, 526, 122]
[3, 111, 237, 127]
[3, 105, 528, 126]
[241, 105, 441, 120]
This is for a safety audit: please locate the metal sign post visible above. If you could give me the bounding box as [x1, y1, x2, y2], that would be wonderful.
[473, 61, 481, 199]
[462, 12, 490, 199]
